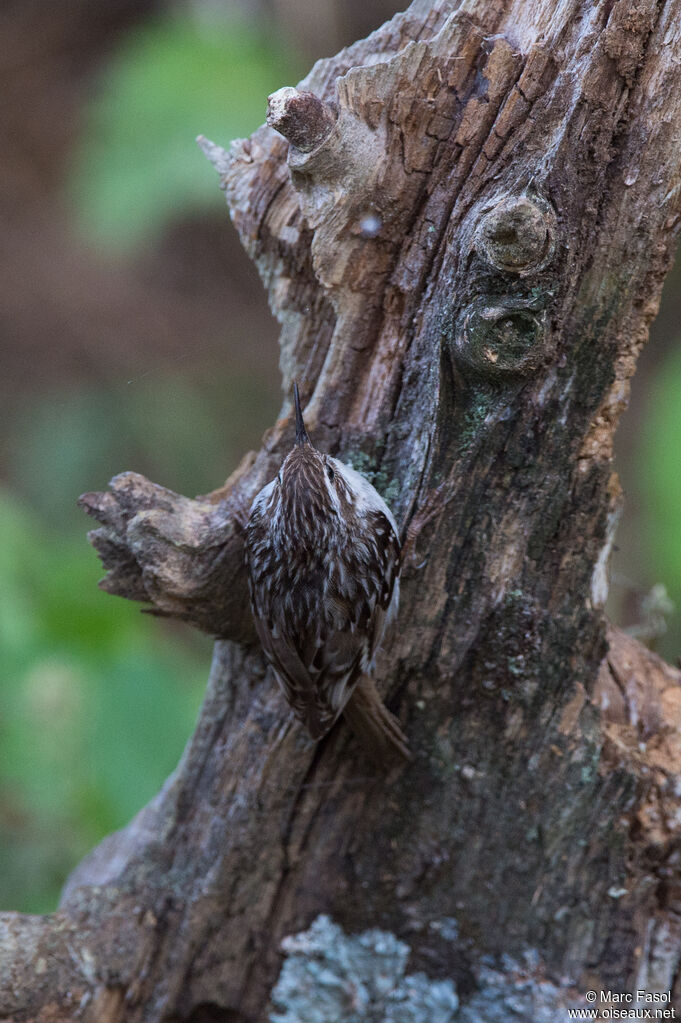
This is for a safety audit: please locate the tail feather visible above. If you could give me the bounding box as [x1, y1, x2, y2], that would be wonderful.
[342, 676, 412, 765]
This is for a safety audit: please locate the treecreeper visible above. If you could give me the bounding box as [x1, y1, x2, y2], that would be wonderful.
[245, 383, 410, 762]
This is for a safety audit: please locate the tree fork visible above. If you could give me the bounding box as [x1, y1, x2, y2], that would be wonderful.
[3, 0, 681, 1019]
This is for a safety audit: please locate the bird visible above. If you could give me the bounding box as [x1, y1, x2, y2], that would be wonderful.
[244, 383, 409, 760]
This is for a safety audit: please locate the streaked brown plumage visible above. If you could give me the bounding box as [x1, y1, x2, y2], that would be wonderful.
[244, 384, 402, 744]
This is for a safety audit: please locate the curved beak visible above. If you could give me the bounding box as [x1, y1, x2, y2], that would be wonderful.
[293, 381, 311, 446]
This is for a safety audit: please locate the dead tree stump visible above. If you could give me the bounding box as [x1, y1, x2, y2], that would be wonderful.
[3, 0, 681, 1019]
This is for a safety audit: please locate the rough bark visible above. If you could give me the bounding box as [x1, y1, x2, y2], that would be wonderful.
[3, 0, 681, 1019]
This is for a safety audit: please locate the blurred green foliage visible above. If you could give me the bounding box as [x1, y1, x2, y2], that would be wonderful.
[0, 492, 208, 913]
[639, 345, 681, 655]
[8, 371, 277, 530]
[3, 4, 291, 913]
[2, 368, 278, 912]
[69, 7, 301, 252]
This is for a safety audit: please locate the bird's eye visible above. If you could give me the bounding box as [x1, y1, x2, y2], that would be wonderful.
[326, 464, 335, 482]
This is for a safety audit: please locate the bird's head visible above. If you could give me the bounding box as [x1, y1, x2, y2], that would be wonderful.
[275, 383, 347, 535]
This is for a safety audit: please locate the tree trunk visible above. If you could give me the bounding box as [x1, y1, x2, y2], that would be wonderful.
[3, 0, 681, 1019]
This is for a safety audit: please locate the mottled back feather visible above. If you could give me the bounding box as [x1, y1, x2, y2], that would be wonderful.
[245, 441, 400, 739]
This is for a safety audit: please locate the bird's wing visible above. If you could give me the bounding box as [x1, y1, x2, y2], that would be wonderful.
[363, 510, 401, 667]
[293, 509, 400, 738]
[248, 508, 400, 741]
[250, 611, 331, 737]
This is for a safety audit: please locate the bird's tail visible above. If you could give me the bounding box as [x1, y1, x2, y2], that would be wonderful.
[342, 676, 412, 765]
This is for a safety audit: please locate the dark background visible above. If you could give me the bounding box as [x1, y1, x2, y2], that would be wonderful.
[1, 0, 678, 912]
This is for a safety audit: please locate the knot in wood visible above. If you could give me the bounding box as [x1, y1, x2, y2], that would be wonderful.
[475, 196, 555, 274]
[456, 298, 547, 377]
[266, 87, 337, 154]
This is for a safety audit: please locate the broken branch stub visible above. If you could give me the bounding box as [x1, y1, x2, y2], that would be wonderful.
[79, 470, 257, 643]
[266, 87, 338, 154]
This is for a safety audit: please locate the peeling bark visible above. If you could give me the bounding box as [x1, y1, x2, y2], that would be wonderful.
[3, 0, 681, 1019]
